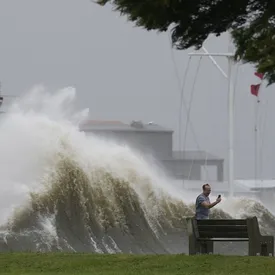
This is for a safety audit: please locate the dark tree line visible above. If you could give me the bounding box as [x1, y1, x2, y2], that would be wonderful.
[96, 0, 275, 85]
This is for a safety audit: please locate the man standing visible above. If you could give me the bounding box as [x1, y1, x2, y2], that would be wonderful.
[195, 184, 221, 220]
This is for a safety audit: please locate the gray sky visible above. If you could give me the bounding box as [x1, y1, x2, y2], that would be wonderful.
[0, 0, 274, 180]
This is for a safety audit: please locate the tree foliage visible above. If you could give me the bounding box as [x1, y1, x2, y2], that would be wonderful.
[96, 0, 275, 85]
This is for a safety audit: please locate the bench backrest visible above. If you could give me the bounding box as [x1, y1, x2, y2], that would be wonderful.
[195, 219, 249, 239]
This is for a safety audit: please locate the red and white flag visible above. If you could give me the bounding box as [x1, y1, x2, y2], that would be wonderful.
[254, 72, 264, 80]
[251, 84, 260, 97]
[250, 72, 264, 97]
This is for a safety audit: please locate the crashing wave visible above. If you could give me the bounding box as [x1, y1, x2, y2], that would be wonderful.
[0, 86, 274, 254]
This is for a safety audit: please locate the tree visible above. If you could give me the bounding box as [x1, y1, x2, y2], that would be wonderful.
[96, 0, 275, 85]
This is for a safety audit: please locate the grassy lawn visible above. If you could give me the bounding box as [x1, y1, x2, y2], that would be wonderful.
[0, 253, 275, 275]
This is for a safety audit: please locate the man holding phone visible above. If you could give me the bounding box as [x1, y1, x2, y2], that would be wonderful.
[195, 183, 222, 220]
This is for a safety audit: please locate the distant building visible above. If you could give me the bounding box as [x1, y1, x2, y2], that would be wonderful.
[80, 119, 173, 159]
[80, 119, 224, 181]
[161, 150, 224, 181]
[235, 180, 275, 207]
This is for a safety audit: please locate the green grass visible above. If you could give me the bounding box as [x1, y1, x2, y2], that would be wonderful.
[0, 253, 275, 275]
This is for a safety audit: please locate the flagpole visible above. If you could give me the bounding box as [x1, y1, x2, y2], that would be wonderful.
[254, 97, 259, 187]
[188, 51, 235, 198]
[228, 56, 234, 198]
[253, 79, 263, 188]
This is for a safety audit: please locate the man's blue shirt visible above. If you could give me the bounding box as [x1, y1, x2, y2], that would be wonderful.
[195, 193, 210, 220]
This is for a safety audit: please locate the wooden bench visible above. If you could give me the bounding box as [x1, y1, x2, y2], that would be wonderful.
[187, 216, 274, 256]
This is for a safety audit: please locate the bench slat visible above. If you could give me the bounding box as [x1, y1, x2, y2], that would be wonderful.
[196, 219, 247, 226]
[199, 231, 249, 239]
[198, 225, 248, 233]
[198, 238, 249, 242]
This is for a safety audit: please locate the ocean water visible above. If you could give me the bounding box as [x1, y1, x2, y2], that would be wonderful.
[0, 86, 274, 254]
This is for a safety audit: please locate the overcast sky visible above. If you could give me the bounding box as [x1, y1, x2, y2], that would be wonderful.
[0, 0, 274, 180]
